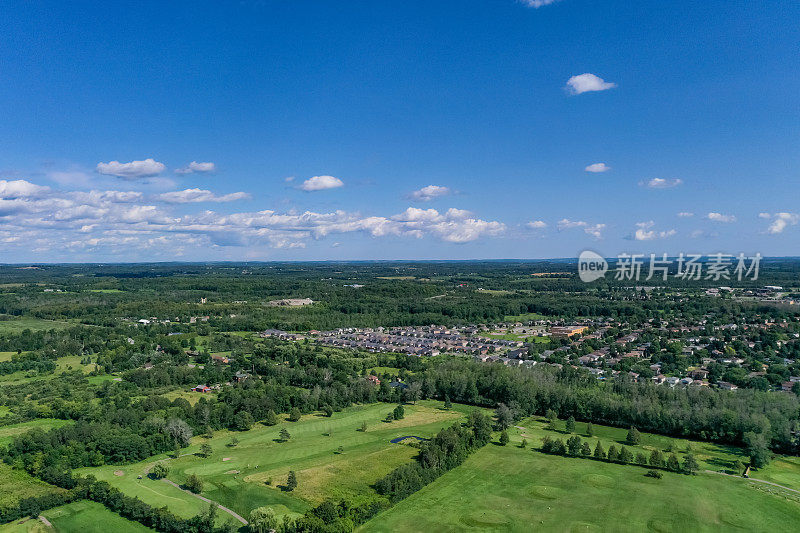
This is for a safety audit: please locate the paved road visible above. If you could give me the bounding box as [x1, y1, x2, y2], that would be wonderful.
[161, 479, 248, 525]
[704, 469, 800, 495]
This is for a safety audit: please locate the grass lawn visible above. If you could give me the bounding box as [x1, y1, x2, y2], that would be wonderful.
[162, 389, 217, 405]
[0, 419, 72, 448]
[76, 401, 467, 523]
[502, 312, 547, 322]
[0, 464, 67, 509]
[361, 442, 800, 532]
[0, 352, 19, 362]
[0, 500, 154, 533]
[87, 289, 125, 293]
[0, 317, 73, 333]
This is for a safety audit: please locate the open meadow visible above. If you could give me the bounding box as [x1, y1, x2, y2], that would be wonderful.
[361, 439, 800, 532]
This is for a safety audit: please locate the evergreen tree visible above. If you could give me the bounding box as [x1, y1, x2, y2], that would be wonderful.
[666, 453, 681, 472]
[443, 395, 452, 410]
[619, 446, 633, 464]
[586, 422, 594, 437]
[567, 435, 582, 455]
[607, 445, 619, 462]
[499, 430, 509, 446]
[626, 426, 641, 445]
[594, 441, 606, 460]
[288, 407, 302, 422]
[286, 471, 297, 491]
[279, 428, 291, 442]
[649, 449, 664, 468]
[682, 453, 699, 475]
[565, 416, 576, 434]
[263, 410, 278, 426]
[581, 441, 592, 457]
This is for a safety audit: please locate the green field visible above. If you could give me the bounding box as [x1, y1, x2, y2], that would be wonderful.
[0, 500, 153, 533]
[0, 464, 66, 509]
[0, 419, 72, 448]
[76, 401, 467, 523]
[0, 355, 97, 386]
[362, 440, 800, 532]
[0, 317, 72, 333]
[502, 312, 547, 322]
[514, 416, 752, 474]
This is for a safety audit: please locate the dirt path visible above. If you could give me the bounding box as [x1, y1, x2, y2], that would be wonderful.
[38, 515, 53, 528]
[161, 479, 248, 525]
[704, 469, 800, 495]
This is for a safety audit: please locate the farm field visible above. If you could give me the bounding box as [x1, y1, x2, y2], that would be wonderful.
[361, 440, 800, 532]
[76, 401, 467, 523]
[0, 500, 153, 533]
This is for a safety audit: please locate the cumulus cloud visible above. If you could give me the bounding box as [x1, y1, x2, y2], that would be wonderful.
[0, 178, 506, 258]
[584, 163, 610, 173]
[300, 175, 344, 191]
[761, 212, 799, 234]
[566, 73, 616, 95]
[641, 178, 683, 189]
[527, 220, 548, 229]
[706, 212, 736, 223]
[631, 221, 676, 241]
[0, 179, 50, 199]
[156, 188, 250, 204]
[520, 0, 562, 7]
[96, 158, 165, 179]
[409, 185, 452, 202]
[677, 212, 694, 218]
[557, 218, 606, 239]
[175, 161, 216, 174]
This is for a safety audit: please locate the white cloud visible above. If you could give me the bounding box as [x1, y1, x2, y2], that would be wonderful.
[641, 178, 683, 189]
[706, 212, 736, 223]
[763, 212, 799, 234]
[758, 212, 771, 219]
[527, 220, 547, 229]
[96, 158, 165, 179]
[557, 218, 605, 239]
[175, 161, 216, 174]
[156, 188, 250, 204]
[0, 179, 50, 199]
[299, 175, 344, 191]
[566, 73, 616, 95]
[0, 178, 509, 259]
[520, 0, 562, 7]
[677, 212, 694, 218]
[584, 163, 610, 173]
[409, 185, 452, 202]
[632, 221, 676, 241]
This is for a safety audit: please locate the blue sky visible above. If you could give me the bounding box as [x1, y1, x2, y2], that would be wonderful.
[1, 0, 798, 261]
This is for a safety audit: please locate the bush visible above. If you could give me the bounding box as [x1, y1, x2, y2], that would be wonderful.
[150, 462, 169, 479]
[184, 474, 203, 494]
[645, 470, 663, 479]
